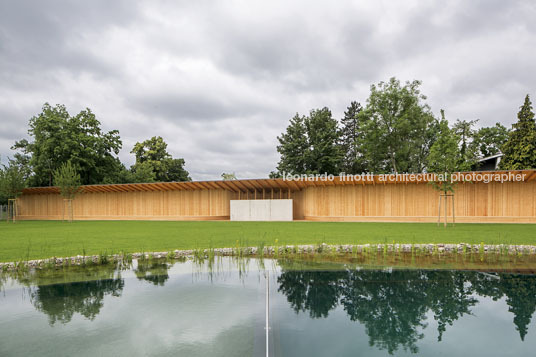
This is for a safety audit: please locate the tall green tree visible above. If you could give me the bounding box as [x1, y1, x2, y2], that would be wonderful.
[276, 109, 342, 175]
[471, 123, 510, 158]
[12, 103, 122, 186]
[276, 114, 309, 175]
[358, 78, 438, 173]
[500, 95, 536, 170]
[130, 136, 191, 182]
[305, 107, 343, 174]
[339, 101, 364, 174]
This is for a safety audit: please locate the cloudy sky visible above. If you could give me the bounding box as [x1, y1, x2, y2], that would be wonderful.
[1, 0, 535, 180]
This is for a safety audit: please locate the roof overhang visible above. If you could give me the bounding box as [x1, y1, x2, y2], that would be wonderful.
[20, 169, 536, 195]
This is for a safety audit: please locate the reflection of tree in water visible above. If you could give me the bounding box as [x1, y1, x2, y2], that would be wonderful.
[135, 260, 170, 286]
[278, 271, 346, 318]
[31, 274, 124, 325]
[469, 273, 536, 341]
[424, 271, 477, 342]
[340, 270, 430, 354]
[277, 269, 536, 354]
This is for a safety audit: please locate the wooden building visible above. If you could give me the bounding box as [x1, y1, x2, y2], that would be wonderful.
[16, 170, 536, 223]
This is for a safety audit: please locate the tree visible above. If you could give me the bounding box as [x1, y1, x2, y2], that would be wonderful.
[54, 161, 82, 200]
[275, 109, 342, 175]
[471, 123, 510, 158]
[12, 103, 122, 186]
[269, 171, 281, 179]
[130, 136, 191, 182]
[221, 172, 237, 180]
[0, 159, 27, 203]
[53, 161, 81, 222]
[358, 78, 438, 173]
[453, 119, 479, 167]
[166, 158, 191, 182]
[500, 95, 536, 170]
[339, 101, 364, 174]
[128, 162, 156, 183]
[426, 112, 465, 194]
[305, 107, 343, 174]
[276, 114, 309, 175]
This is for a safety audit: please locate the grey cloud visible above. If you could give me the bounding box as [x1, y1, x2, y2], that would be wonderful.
[0, 0, 139, 86]
[208, 10, 385, 90]
[130, 92, 273, 122]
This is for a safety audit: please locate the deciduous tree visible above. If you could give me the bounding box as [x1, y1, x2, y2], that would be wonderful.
[358, 78, 438, 173]
[130, 136, 191, 182]
[0, 159, 27, 203]
[453, 119, 479, 167]
[12, 103, 122, 186]
[426, 111, 466, 194]
[471, 123, 510, 158]
[53, 161, 81, 200]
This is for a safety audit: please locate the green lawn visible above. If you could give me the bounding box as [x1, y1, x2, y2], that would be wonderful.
[0, 220, 535, 262]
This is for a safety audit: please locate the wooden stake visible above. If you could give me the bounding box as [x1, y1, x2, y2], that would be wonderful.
[452, 195, 455, 226]
[437, 195, 441, 227]
[444, 195, 447, 228]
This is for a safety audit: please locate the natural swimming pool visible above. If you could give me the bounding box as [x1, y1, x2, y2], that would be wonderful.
[1, 254, 536, 356]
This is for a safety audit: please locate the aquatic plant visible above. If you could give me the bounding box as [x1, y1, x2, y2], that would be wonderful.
[257, 241, 266, 258]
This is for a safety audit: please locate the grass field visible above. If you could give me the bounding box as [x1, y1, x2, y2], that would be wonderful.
[1, 220, 536, 262]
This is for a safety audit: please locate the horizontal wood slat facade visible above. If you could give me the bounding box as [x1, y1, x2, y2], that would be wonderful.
[15, 171, 536, 223]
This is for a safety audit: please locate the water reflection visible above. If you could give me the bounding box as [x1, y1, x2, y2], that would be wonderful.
[30, 277, 124, 325]
[135, 260, 171, 286]
[1, 256, 536, 356]
[23, 265, 124, 325]
[277, 268, 536, 354]
[470, 273, 536, 341]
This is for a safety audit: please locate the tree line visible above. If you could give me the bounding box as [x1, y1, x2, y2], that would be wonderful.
[273, 77, 536, 177]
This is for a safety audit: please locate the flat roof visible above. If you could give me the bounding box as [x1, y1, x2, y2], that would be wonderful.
[21, 169, 536, 195]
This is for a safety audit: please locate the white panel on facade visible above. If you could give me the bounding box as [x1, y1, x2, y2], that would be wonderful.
[270, 199, 293, 221]
[250, 200, 271, 221]
[230, 199, 293, 221]
[230, 200, 250, 221]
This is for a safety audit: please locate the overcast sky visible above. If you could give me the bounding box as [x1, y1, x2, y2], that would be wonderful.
[1, 1, 535, 180]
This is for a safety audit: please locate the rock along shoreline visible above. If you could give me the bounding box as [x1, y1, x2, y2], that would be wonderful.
[2, 243, 536, 272]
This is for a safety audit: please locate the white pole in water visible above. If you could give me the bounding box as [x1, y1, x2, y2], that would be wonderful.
[265, 270, 270, 357]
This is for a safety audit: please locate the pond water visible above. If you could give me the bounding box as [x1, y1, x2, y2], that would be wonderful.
[1, 255, 536, 356]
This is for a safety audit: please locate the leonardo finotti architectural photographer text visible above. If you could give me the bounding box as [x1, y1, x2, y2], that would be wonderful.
[282, 172, 527, 184]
